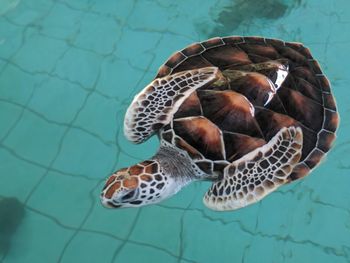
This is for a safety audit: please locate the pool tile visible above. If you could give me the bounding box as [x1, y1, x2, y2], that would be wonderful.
[28, 77, 88, 123]
[90, 0, 135, 19]
[0, 101, 23, 140]
[53, 47, 102, 88]
[3, 209, 73, 263]
[0, 64, 41, 105]
[115, 242, 179, 263]
[115, 30, 162, 70]
[73, 92, 119, 143]
[52, 128, 116, 179]
[39, 2, 83, 40]
[0, 149, 44, 202]
[59, 231, 122, 263]
[128, 1, 171, 31]
[129, 206, 182, 254]
[3, 110, 66, 166]
[4, 0, 53, 26]
[27, 171, 98, 227]
[74, 13, 121, 55]
[96, 56, 144, 99]
[0, 18, 23, 58]
[181, 210, 253, 263]
[12, 31, 68, 73]
[83, 183, 142, 239]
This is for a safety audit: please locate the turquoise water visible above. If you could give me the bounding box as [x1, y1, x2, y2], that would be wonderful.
[0, 0, 349, 262]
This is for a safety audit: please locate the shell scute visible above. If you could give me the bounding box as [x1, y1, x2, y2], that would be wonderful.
[277, 88, 324, 132]
[173, 91, 202, 119]
[174, 136, 203, 160]
[323, 109, 339, 133]
[239, 44, 280, 60]
[181, 43, 205, 57]
[202, 45, 251, 68]
[152, 36, 338, 182]
[292, 67, 318, 86]
[308, 59, 323, 75]
[243, 36, 266, 45]
[222, 36, 244, 44]
[323, 93, 337, 111]
[277, 46, 309, 65]
[317, 75, 331, 93]
[165, 51, 187, 69]
[289, 163, 310, 180]
[265, 38, 285, 47]
[285, 41, 303, 50]
[317, 130, 336, 152]
[288, 77, 323, 104]
[223, 132, 266, 162]
[304, 148, 324, 169]
[201, 37, 225, 49]
[173, 116, 225, 160]
[197, 90, 262, 137]
[156, 65, 171, 78]
[172, 55, 212, 73]
[298, 46, 313, 59]
[255, 109, 298, 140]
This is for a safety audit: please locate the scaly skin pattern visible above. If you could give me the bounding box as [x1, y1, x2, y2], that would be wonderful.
[100, 141, 201, 208]
[124, 67, 218, 143]
[204, 126, 303, 211]
[101, 160, 169, 208]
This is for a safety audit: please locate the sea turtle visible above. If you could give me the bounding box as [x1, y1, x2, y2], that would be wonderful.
[101, 36, 339, 211]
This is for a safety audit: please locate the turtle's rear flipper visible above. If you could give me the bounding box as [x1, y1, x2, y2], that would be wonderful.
[203, 126, 303, 211]
[124, 67, 219, 143]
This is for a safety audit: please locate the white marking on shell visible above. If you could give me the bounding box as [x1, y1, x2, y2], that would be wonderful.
[274, 64, 289, 90]
[243, 96, 255, 117]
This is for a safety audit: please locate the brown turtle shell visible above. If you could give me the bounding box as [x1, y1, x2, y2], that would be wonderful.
[157, 36, 339, 181]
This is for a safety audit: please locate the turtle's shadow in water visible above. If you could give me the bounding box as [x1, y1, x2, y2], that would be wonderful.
[200, 0, 304, 37]
[0, 197, 25, 256]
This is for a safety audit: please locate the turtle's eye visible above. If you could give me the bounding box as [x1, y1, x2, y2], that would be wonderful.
[121, 189, 138, 202]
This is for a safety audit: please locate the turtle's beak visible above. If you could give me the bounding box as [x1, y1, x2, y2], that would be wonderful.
[100, 194, 122, 208]
[101, 199, 121, 208]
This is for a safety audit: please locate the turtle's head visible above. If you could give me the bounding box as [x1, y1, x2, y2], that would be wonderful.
[100, 160, 177, 208]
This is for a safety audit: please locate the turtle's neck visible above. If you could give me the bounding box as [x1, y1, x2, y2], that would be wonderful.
[152, 144, 203, 184]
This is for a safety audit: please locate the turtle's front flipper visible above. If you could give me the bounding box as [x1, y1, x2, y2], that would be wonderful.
[203, 126, 303, 211]
[124, 67, 219, 143]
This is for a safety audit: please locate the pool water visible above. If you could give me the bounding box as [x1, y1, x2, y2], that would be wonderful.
[0, 0, 350, 262]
